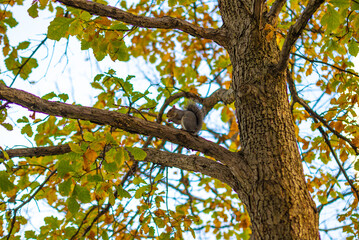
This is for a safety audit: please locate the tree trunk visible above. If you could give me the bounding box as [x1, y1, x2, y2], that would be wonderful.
[219, 1, 320, 239]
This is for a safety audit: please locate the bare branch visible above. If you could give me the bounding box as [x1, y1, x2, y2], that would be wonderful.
[253, 0, 264, 26]
[287, 71, 358, 154]
[0, 145, 71, 159]
[276, 0, 325, 72]
[317, 125, 359, 201]
[135, 148, 237, 188]
[57, 0, 228, 46]
[293, 53, 359, 78]
[157, 88, 235, 123]
[0, 84, 236, 165]
[286, 72, 358, 155]
[266, 0, 286, 25]
[7, 169, 57, 239]
[202, 88, 235, 114]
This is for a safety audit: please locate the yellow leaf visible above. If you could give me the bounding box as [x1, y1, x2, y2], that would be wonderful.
[83, 149, 98, 171]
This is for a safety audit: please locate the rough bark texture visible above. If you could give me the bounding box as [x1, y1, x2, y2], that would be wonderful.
[219, 0, 320, 239]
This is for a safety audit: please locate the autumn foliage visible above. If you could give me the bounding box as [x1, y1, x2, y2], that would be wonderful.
[0, 0, 359, 239]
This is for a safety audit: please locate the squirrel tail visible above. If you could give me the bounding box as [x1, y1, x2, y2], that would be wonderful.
[186, 103, 204, 134]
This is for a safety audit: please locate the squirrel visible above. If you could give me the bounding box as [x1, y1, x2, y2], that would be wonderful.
[167, 103, 204, 134]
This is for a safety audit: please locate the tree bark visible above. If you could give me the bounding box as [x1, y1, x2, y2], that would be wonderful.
[219, 0, 320, 239]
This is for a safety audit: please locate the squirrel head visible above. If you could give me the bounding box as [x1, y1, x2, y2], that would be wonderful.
[167, 106, 177, 122]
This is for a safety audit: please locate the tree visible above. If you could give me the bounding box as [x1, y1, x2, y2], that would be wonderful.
[0, 0, 358, 239]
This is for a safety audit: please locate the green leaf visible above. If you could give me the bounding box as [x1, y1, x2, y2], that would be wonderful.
[126, 147, 147, 160]
[168, 0, 177, 7]
[4, 16, 18, 28]
[134, 185, 148, 199]
[87, 174, 102, 182]
[103, 160, 118, 172]
[42, 92, 57, 100]
[102, 231, 109, 240]
[1, 123, 13, 131]
[133, 176, 147, 185]
[21, 123, 33, 137]
[58, 93, 69, 102]
[354, 160, 359, 171]
[0, 148, 9, 160]
[47, 17, 74, 41]
[59, 179, 72, 196]
[115, 147, 128, 166]
[154, 173, 164, 182]
[18, 41, 30, 50]
[329, 0, 350, 8]
[24, 230, 37, 239]
[74, 185, 91, 203]
[57, 159, 73, 177]
[20, 58, 38, 80]
[83, 132, 96, 142]
[17, 116, 29, 123]
[0, 171, 14, 192]
[323, 6, 340, 33]
[116, 184, 131, 198]
[67, 197, 80, 214]
[68, 142, 83, 154]
[348, 40, 359, 57]
[28, 3, 39, 18]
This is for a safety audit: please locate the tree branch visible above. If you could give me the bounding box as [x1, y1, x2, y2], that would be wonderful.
[157, 88, 235, 123]
[56, 0, 228, 46]
[276, 0, 325, 72]
[317, 124, 359, 201]
[0, 144, 236, 188]
[293, 53, 359, 78]
[266, 0, 286, 25]
[0, 144, 71, 158]
[253, 0, 264, 26]
[133, 148, 237, 188]
[287, 71, 358, 154]
[286, 72, 358, 155]
[0, 84, 236, 165]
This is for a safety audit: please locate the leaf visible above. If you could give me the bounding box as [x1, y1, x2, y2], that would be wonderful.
[68, 142, 83, 154]
[47, 17, 74, 41]
[42, 92, 57, 100]
[74, 185, 91, 203]
[154, 173, 164, 182]
[67, 197, 80, 214]
[59, 179, 72, 196]
[17, 41, 30, 50]
[134, 185, 148, 199]
[115, 147, 128, 166]
[1, 123, 13, 131]
[4, 16, 18, 28]
[354, 160, 359, 171]
[21, 123, 33, 137]
[17, 116, 29, 123]
[57, 159, 73, 178]
[348, 40, 359, 57]
[83, 132, 96, 142]
[28, 3, 39, 18]
[133, 176, 147, 185]
[58, 93, 69, 102]
[126, 147, 147, 160]
[329, 0, 350, 8]
[0, 148, 9, 160]
[116, 184, 131, 198]
[24, 230, 37, 239]
[0, 171, 14, 192]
